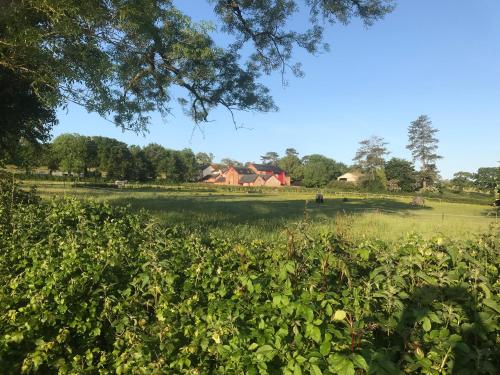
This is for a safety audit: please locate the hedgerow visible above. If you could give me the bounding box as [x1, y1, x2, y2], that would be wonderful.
[0, 180, 498, 374]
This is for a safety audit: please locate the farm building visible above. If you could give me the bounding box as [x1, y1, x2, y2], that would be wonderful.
[200, 164, 218, 179]
[247, 163, 291, 186]
[201, 164, 290, 187]
[337, 171, 363, 184]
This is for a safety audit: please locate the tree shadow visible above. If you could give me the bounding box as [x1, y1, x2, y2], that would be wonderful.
[108, 195, 433, 231]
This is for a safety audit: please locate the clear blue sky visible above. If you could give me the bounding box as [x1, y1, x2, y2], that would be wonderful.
[53, 0, 500, 178]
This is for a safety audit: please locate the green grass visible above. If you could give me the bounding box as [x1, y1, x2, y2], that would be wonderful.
[25, 181, 498, 242]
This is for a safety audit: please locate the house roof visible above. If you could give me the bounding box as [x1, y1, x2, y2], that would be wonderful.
[232, 167, 254, 175]
[215, 176, 226, 183]
[337, 171, 363, 180]
[261, 174, 274, 181]
[201, 173, 219, 181]
[239, 174, 259, 184]
[249, 163, 284, 173]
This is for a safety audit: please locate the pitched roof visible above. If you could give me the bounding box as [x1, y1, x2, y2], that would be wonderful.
[215, 176, 226, 183]
[249, 163, 284, 173]
[239, 174, 259, 184]
[232, 167, 254, 175]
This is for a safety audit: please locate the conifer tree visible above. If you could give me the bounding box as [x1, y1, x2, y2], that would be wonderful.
[406, 115, 442, 188]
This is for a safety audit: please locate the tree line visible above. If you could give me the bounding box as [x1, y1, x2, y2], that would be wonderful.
[9, 134, 204, 182]
[5, 114, 498, 193]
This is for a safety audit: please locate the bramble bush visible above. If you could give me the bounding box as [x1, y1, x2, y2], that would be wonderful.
[0, 179, 499, 374]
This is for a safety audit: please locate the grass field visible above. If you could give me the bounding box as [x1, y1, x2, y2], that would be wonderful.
[25, 180, 498, 242]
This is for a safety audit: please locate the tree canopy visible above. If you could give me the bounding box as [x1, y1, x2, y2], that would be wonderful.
[1, 0, 394, 139]
[353, 135, 389, 179]
[385, 157, 416, 192]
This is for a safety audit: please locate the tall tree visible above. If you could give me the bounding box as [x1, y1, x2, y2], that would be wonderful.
[260, 152, 280, 166]
[129, 146, 153, 182]
[220, 158, 242, 168]
[196, 152, 215, 166]
[0, 68, 56, 159]
[284, 148, 299, 158]
[353, 136, 389, 180]
[1, 1, 393, 133]
[143, 144, 169, 179]
[278, 149, 303, 181]
[52, 134, 94, 175]
[406, 115, 442, 188]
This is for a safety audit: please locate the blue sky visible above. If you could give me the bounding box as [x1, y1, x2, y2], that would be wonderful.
[53, 0, 500, 178]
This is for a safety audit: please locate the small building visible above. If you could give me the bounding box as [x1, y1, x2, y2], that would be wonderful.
[337, 172, 363, 184]
[261, 174, 281, 187]
[247, 163, 291, 186]
[222, 166, 254, 185]
[239, 174, 264, 186]
[200, 164, 217, 177]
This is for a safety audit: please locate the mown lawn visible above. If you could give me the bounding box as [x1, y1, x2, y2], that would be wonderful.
[26, 181, 498, 241]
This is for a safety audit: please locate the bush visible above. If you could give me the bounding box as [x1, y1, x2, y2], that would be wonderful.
[327, 180, 359, 191]
[0, 191, 499, 373]
[361, 169, 387, 192]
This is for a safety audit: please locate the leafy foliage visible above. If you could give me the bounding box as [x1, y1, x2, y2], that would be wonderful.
[0, 0, 394, 131]
[0, 68, 56, 159]
[385, 158, 417, 192]
[302, 154, 347, 187]
[1, 185, 498, 374]
[353, 136, 389, 180]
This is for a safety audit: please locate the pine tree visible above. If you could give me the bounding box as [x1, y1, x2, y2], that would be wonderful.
[353, 136, 389, 180]
[406, 115, 442, 188]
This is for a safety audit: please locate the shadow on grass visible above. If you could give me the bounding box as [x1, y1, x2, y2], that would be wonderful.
[109, 196, 432, 229]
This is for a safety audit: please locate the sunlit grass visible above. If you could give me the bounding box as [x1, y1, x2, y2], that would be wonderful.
[26, 181, 497, 242]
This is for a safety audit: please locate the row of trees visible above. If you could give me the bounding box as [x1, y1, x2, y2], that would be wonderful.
[10, 134, 210, 182]
[255, 115, 441, 191]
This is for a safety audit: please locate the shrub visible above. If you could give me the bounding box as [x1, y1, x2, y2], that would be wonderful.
[0, 191, 498, 373]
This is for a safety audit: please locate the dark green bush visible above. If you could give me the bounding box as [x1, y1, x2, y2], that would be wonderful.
[0, 189, 499, 373]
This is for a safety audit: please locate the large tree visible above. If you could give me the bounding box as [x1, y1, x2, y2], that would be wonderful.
[278, 148, 303, 181]
[302, 154, 346, 188]
[260, 151, 280, 166]
[407, 115, 442, 188]
[474, 167, 499, 194]
[0, 67, 57, 159]
[385, 157, 417, 192]
[353, 135, 389, 180]
[1, 0, 394, 135]
[51, 134, 95, 175]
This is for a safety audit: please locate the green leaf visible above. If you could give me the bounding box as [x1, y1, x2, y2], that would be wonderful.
[299, 305, 314, 323]
[333, 310, 346, 321]
[320, 340, 331, 356]
[329, 354, 355, 375]
[482, 298, 500, 313]
[351, 354, 368, 371]
[256, 345, 275, 361]
[310, 325, 321, 343]
[422, 317, 431, 332]
[310, 364, 322, 375]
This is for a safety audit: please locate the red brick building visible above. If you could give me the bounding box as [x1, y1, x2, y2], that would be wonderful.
[202, 164, 290, 187]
